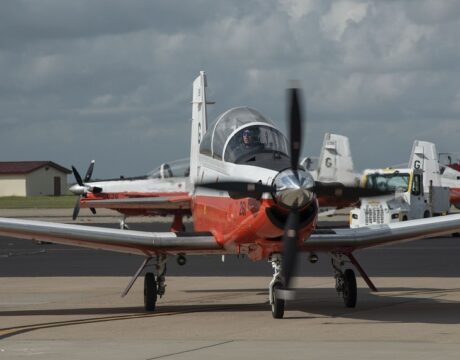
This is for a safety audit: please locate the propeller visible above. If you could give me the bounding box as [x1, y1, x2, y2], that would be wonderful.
[198, 86, 392, 292]
[197, 181, 276, 199]
[70, 160, 101, 220]
[312, 181, 393, 201]
[280, 87, 304, 290]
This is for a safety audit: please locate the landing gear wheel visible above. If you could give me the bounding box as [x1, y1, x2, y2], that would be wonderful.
[144, 272, 157, 312]
[271, 282, 285, 319]
[342, 269, 357, 308]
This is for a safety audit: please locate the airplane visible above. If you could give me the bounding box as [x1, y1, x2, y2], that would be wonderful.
[301, 133, 361, 211]
[438, 152, 460, 209]
[2, 71, 460, 319]
[70, 133, 359, 227]
[69, 158, 191, 230]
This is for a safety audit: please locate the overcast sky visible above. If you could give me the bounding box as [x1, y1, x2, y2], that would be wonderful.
[1, 0, 460, 179]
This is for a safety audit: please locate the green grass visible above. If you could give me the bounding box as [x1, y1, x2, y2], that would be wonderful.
[0, 195, 77, 209]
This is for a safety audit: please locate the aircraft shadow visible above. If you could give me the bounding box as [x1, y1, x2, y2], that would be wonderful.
[2, 287, 460, 325]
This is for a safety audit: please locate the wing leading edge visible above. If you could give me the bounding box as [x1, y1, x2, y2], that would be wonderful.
[0, 217, 221, 256]
[304, 213, 460, 252]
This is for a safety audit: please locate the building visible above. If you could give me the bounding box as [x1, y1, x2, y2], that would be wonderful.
[0, 161, 72, 197]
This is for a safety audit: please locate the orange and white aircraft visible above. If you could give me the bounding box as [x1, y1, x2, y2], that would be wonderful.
[69, 158, 191, 231]
[69, 133, 359, 228]
[2, 71, 460, 319]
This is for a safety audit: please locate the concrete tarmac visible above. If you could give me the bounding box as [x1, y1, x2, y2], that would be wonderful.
[1, 209, 460, 358]
[1, 276, 460, 359]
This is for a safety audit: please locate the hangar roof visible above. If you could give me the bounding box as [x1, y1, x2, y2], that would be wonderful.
[0, 161, 71, 175]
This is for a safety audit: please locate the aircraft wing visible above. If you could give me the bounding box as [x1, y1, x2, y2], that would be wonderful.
[0, 218, 221, 256]
[81, 195, 191, 210]
[304, 214, 460, 252]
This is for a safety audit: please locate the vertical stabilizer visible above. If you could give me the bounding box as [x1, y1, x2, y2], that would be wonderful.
[316, 133, 357, 185]
[190, 71, 208, 185]
[408, 140, 442, 191]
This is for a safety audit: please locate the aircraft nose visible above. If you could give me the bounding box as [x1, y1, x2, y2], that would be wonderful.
[69, 184, 86, 195]
[273, 169, 314, 208]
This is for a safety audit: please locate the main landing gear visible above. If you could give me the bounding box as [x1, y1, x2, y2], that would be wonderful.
[144, 254, 167, 311]
[331, 253, 357, 307]
[331, 252, 378, 308]
[119, 215, 129, 230]
[121, 254, 168, 312]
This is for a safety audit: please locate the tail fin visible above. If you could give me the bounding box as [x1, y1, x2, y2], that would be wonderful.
[189, 71, 208, 185]
[315, 133, 358, 186]
[408, 140, 442, 190]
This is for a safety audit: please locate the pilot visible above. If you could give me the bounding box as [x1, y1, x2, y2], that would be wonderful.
[228, 128, 264, 162]
[242, 129, 253, 148]
[241, 128, 262, 150]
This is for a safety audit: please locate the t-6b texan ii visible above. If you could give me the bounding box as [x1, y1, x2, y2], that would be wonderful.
[2, 71, 460, 319]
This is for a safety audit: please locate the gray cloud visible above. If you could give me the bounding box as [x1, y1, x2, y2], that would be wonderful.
[1, 0, 460, 178]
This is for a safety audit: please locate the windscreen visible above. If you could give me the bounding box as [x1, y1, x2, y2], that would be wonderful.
[224, 125, 289, 163]
[364, 173, 410, 192]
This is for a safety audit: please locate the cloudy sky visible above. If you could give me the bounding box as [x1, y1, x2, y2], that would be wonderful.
[1, 0, 460, 179]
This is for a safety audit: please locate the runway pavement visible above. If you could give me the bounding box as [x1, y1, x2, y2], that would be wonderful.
[1, 210, 460, 359]
[1, 276, 460, 359]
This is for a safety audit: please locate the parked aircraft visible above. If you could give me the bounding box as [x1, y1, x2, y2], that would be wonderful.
[2, 72, 460, 319]
[438, 152, 460, 209]
[70, 158, 191, 230]
[301, 133, 361, 210]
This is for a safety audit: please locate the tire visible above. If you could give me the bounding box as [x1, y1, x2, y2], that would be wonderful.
[342, 269, 357, 308]
[271, 282, 285, 319]
[144, 272, 157, 312]
[423, 211, 431, 218]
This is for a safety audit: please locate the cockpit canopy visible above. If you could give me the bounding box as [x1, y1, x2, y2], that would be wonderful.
[148, 158, 190, 179]
[200, 107, 289, 163]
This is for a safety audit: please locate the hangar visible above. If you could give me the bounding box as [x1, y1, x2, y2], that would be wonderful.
[0, 161, 71, 197]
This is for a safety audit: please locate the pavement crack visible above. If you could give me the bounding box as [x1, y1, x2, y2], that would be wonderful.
[145, 340, 234, 359]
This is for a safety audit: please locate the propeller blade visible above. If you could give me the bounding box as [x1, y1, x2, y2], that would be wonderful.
[90, 207, 96, 215]
[198, 181, 276, 199]
[84, 160, 95, 182]
[281, 208, 299, 290]
[312, 182, 393, 200]
[72, 166, 83, 186]
[72, 196, 81, 220]
[288, 87, 303, 173]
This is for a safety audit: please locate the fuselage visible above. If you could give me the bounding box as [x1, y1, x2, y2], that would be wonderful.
[191, 107, 318, 261]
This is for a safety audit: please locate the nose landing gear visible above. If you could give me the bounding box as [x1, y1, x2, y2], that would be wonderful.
[269, 253, 285, 319]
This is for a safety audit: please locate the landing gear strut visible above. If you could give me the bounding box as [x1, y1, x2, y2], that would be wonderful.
[269, 253, 285, 319]
[331, 253, 357, 308]
[119, 215, 129, 230]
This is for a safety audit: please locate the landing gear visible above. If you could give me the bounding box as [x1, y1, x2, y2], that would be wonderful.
[121, 254, 167, 312]
[271, 282, 285, 319]
[143, 254, 167, 311]
[119, 215, 129, 230]
[340, 269, 357, 308]
[155, 254, 168, 298]
[269, 253, 285, 319]
[331, 253, 357, 308]
[144, 272, 157, 311]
